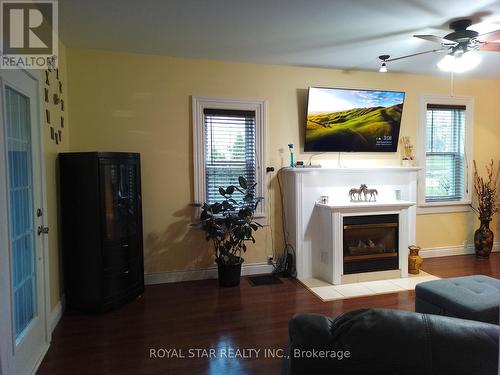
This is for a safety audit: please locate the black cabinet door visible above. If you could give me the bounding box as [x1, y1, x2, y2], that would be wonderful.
[99, 158, 141, 245]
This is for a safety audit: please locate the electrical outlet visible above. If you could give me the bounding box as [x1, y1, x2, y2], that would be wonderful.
[267, 255, 274, 265]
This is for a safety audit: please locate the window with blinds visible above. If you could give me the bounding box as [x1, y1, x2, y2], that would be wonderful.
[204, 108, 256, 204]
[425, 104, 466, 202]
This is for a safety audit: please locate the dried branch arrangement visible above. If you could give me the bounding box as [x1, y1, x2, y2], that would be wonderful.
[471, 159, 500, 220]
[399, 136, 414, 160]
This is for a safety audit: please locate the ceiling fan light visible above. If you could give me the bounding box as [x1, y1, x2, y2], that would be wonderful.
[459, 50, 481, 71]
[437, 54, 456, 72]
[437, 50, 481, 73]
[379, 62, 387, 73]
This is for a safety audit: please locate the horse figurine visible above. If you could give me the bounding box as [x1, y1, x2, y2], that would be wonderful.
[349, 184, 367, 201]
[364, 188, 378, 201]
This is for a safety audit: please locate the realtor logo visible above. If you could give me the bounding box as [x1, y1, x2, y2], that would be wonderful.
[1, 0, 58, 69]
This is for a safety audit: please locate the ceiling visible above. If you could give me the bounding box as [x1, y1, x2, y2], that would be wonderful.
[59, 0, 500, 79]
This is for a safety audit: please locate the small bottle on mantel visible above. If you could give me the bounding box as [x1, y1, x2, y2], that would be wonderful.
[408, 245, 423, 274]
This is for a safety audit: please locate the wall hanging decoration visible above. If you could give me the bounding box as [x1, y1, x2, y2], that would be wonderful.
[44, 88, 48, 102]
[45, 71, 50, 85]
[55, 133, 59, 145]
[58, 130, 62, 141]
[46, 109, 50, 124]
[56, 68, 59, 80]
[53, 93, 60, 105]
[50, 127, 55, 140]
[60, 99, 64, 111]
[59, 81, 63, 94]
[60, 116, 64, 128]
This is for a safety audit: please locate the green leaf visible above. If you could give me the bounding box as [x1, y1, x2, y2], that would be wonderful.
[212, 203, 222, 214]
[219, 187, 226, 196]
[250, 223, 258, 231]
[226, 185, 235, 195]
[238, 176, 247, 189]
[244, 193, 254, 202]
[222, 201, 233, 211]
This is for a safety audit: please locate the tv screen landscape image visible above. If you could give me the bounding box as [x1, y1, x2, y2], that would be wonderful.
[305, 87, 405, 152]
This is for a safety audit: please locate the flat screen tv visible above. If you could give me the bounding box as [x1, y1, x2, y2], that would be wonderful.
[305, 87, 405, 152]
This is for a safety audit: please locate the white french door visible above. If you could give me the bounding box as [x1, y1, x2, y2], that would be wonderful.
[0, 69, 49, 375]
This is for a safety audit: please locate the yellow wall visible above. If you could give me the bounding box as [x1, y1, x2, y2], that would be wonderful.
[63, 48, 500, 278]
[44, 41, 70, 309]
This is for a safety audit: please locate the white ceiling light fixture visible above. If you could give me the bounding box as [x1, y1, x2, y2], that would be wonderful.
[437, 49, 482, 73]
[378, 55, 389, 72]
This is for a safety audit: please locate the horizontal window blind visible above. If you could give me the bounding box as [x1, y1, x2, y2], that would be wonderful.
[425, 104, 466, 202]
[204, 108, 256, 204]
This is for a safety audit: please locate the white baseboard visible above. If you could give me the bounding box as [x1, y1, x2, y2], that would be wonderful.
[49, 296, 65, 333]
[144, 262, 274, 285]
[420, 242, 500, 258]
[30, 343, 50, 375]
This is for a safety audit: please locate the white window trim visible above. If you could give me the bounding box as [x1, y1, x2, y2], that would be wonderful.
[192, 96, 267, 224]
[417, 94, 473, 215]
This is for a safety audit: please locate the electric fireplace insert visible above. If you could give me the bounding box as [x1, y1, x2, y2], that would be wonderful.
[343, 214, 399, 274]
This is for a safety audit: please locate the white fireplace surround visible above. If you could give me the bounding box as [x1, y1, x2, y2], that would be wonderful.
[282, 167, 419, 285]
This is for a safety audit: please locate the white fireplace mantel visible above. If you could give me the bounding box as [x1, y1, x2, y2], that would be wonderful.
[282, 167, 419, 284]
[316, 200, 416, 211]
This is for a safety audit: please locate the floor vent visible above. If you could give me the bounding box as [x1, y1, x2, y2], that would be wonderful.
[247, 274, 283, 286]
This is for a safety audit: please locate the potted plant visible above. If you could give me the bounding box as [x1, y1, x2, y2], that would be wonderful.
[471, 159, 499, 259]
[199, 176, 262, 287]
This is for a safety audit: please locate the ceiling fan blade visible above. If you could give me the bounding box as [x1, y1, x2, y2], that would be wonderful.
[476, 29, 500, 43]
[414, 34, 457, 46]
[479, 42, 500, 52]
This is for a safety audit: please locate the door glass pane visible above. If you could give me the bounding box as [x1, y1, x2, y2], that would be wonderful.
[5, 86, 36, 339]
[101, 161, 137, 242]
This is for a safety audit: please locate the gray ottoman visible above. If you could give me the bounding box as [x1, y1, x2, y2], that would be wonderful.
[415, 275, 500, 324]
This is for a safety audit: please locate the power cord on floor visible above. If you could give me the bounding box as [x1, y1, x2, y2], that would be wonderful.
[273, 167, 296, 278]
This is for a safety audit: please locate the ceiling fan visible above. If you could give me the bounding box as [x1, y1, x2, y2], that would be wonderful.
[378, 19, 500, 73]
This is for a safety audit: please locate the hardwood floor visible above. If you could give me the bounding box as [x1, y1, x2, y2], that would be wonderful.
[37, 254, 500, 375]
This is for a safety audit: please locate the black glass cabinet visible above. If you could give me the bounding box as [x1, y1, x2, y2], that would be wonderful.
[59, 152, 144, 312]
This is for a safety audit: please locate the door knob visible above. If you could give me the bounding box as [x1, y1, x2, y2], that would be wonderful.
[37, 226, 49, 236]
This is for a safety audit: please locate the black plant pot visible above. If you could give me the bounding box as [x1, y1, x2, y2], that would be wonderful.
[217, 259, 243, 287]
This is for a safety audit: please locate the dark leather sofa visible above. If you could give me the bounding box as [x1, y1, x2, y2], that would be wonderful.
[282, 308, 499, 375]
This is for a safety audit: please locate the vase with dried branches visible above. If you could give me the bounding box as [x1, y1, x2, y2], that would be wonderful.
[471, 159, 499, 258]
